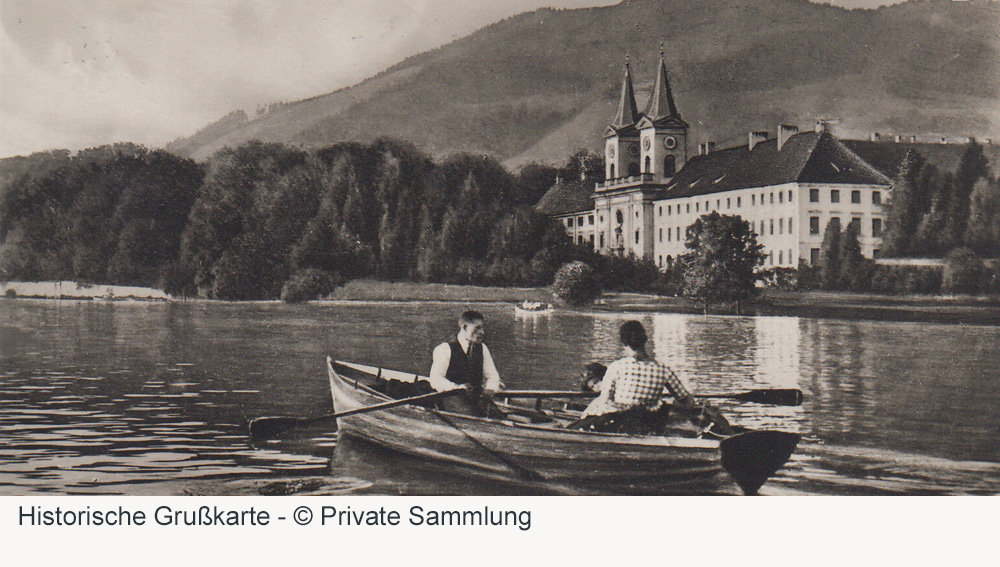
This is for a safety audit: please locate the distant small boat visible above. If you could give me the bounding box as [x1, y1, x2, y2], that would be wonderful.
[514, 301, 554, 315]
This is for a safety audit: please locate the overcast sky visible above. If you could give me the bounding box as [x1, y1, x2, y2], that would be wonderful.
[1, 0, 905, 158]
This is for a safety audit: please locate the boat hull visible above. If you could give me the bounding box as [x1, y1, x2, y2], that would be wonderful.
[328, 358, 798, 495]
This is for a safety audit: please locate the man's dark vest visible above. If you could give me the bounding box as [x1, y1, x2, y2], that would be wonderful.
[445, 335, 484, 397]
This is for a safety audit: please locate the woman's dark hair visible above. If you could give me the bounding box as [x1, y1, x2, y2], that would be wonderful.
[619, 320, 648, 350]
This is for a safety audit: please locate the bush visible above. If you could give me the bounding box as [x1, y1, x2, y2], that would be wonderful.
[551, 261, 602, 306]
[942, 248, 985, 295]
[280, 269, 342, 303]
[759, 267, 799, 291]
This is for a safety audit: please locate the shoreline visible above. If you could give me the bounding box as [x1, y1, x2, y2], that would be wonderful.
[4, 279, 998, 326]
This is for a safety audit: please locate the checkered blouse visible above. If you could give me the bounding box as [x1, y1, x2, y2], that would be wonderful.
[582, 356, 692, 417]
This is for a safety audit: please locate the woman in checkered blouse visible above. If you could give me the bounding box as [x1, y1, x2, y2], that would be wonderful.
[580, 320, 693, 418]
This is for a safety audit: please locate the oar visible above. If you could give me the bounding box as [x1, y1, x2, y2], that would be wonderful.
[429, 408, 546, 483]
[248, 388, 465, 441]
[497, 388, 803, 406]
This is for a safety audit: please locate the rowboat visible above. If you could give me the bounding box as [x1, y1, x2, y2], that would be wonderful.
[327, 357, 800, 495]
[513, 301, 554, 315]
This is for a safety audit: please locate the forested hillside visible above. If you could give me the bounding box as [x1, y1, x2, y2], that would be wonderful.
[165, 0, 1000, 166]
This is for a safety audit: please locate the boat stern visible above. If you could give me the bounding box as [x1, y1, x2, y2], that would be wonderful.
[719, 430, 800, 495]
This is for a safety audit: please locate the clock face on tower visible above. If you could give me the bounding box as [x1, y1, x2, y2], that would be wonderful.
[642, 137, 651, 151]
[627, 144, 640, 157]
[607, 145, 615, 159]
[663, 136, 677, 149]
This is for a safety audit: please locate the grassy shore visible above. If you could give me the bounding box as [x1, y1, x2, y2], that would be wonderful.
[323, 280, 1000, 326]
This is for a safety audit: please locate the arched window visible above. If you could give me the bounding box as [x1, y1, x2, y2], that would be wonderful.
[627, 162, 640, 177]
[664, 155, 676, 177]
[644, 156, 651, 173]
[609, 164, 615, 179]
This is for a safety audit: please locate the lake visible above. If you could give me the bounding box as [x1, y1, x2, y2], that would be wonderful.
[1, 299, 998, 495]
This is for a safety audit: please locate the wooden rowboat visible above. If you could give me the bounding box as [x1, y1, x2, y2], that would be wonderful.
[327, 357, 799, 495]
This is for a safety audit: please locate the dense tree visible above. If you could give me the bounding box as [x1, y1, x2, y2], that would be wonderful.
[837, 220, 868, 291]
[964, 177, 1000, 256]
[819, 219, 842, 290]
[881, 149, 924, 257]
[680, 212, 764, 311]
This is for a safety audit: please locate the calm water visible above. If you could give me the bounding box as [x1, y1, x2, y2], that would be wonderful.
[1, 299, 998, 495]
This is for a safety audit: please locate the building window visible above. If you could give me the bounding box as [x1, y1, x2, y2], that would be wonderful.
[566, 218, 573, 227]
[810, 216, 820, 235]
[696, 202, 699, 212]
[788, 190, 793, 202]
[645, 156, 652, 173]
[727, 198, 731, 209]
[600, 233, 605, 248]
[610, 164, 615, 179]
[788, 217, 793, 233]
[600, 215, 604, 223]
[664, 155, 676, 177]
[686, 204, 690, 214]
[760, 220, 765, 234]
[770, 192, 774, 204]
[659, 228, 663, 242]
[667, 228, 671, 242]
[830, 217, 841, 231]
[668, 205, 672, 215]
[851, 190, 861, 204]
[873, 248, 881, 258]
[752, 195, 756, 206]
[589, 215, 594, 225]
[658, 206, 662, 217]
[627, 162, 640, 177]
[779, 218, 784, 234]
[705, 200, 709, 210]
[635, 230, 640, 244]
[810, 248, 820, 265]
[716, 199, 720, 210]
[578, 235, 585, 245]
[779, 192, 784, 204]
[737, 197, 741, 207]
[580, 215, 586, 226]
[810, 188, 819, 202]
[659, 255, 663, 267]
[590, 234, 595, 245]
[769, 252, 773, 266]
[831, 189, 840, 203]
[872, 218, 883, 237]
[677, 227, 681, 240]
[779, 250, 783, 264]
[850, 217, 861, 232]
[873, 191, 882, 206]
[769, 218, 774, 235]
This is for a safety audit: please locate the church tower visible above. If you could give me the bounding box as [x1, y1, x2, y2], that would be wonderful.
[604, 57, 642, 181]
[636, 46, 688, 183]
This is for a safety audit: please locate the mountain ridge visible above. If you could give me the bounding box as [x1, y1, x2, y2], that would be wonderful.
[165, 0, 1000, 166]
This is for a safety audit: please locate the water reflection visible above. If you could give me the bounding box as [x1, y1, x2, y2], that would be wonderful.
[1, 299, 998, 495]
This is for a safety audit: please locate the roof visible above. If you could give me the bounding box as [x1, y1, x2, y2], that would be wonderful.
[535, 179, 595, 216]
[609, 62, 640, 132]
[662, 131, 891, 200]
[640, 57, 683, 126]
[842, 139, 1000, 179]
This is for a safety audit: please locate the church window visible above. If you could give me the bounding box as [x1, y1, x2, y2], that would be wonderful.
[664, 155, 676, 177]
[645, 156, 652, 173]
[610, 165, 615, 179]
[600, 233, 605, 248]
[635, 230, 640, 244]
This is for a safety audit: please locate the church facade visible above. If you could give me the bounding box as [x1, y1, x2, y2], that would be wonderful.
[539, 54, 895, 269]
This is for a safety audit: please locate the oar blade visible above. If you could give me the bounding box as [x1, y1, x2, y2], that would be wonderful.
[248, 416, 312, 442]
[731, 389, 803, 406]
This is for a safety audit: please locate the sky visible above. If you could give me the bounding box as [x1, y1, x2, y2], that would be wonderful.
[0, 0, 907, 158]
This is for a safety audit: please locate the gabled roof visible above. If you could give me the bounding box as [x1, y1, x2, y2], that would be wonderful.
[640, 57, 685, 128]
[609, 61, 641, 133]
[661, 131, 891, 200]
[535, 179, 595, 216]
[842, 139, 1000, 179]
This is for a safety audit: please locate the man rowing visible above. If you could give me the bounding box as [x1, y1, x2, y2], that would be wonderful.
[571, 320, 732, 435]
[427, 310, 505, 417]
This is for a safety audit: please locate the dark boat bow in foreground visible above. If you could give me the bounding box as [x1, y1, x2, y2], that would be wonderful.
[327, 357, 799, 495]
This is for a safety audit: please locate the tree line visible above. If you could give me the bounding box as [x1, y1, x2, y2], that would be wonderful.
[0, 140, 626, 300]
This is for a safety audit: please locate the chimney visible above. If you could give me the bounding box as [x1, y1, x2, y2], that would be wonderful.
[707, 141, 715, 153]
[894, 135, 901, 143]
[870, 132, 879, 142]
[911, 135, 917, 143]
[940, 137, 948, 144]
[777, 125, 799, 151]
[748, 131, 768, 152]
[698, 143, 705, 155]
